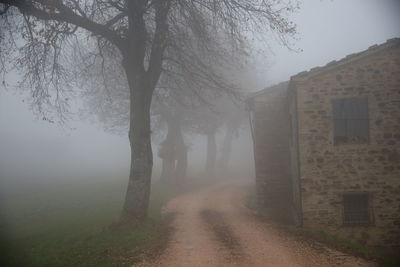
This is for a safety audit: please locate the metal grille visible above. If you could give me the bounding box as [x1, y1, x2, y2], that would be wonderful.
[343, 193, 370, 224]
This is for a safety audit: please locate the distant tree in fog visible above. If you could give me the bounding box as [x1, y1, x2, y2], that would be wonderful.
[189, 95, 246, 177]
[0, 0, 297, 221]
[191, 103, 221, 176]
[217, 99, 246, 174]
[74, 38, 238, 183]
[155, 97, 188, 183]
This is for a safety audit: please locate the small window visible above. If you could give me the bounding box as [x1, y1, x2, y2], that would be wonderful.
[332, 97, 369, 145]
[343, 193, 370, 224]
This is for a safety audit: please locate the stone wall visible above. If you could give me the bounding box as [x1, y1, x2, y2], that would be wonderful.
[288, 85, 303, 226]
[291, 40, 400, 246]
[249, 83, 294, 223]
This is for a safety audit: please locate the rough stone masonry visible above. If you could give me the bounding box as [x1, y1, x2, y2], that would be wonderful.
[249, 38, 400, 246]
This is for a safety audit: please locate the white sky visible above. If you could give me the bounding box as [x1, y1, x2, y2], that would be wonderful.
[256, 0, 400, 88]
[0, 0, 399, 181]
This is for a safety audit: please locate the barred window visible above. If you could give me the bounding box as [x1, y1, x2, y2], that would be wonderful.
[343, 193, 370, 224]
[332, 98, 369, 145]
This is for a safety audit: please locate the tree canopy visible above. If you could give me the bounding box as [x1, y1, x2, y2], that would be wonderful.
[0, 0, 298, 220]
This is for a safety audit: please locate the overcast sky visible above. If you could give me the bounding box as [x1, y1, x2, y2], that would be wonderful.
[1, 0, 399, 182]
[254, 0, 400, 88]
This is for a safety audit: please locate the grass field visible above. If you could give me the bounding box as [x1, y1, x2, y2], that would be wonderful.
[0, 175, 200, 267]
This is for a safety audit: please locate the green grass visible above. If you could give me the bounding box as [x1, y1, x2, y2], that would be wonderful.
[0, 175, 203, 267]
[2, 219, 161, 267]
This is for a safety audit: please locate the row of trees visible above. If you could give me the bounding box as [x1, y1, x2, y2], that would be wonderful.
[0, 0, 298, 221]
[70, 27, 247, 182]
[79, 47, 247, 182]
[156, 94, 246, 182]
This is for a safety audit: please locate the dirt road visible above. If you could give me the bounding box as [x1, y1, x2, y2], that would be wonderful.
[137, 182, 377, 267]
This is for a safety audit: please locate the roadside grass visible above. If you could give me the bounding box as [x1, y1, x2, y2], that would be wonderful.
[2, 219, 162, 267]
[244, 185, 400, 267]
[0, 175, 208, 267]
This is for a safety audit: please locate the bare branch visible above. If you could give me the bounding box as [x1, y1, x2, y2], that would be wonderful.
[105, 11, 126, 28]
[0, 0, 127, 51]
[147, 0, 171, 88]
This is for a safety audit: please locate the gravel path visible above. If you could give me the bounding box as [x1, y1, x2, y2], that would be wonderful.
[136, 182, 377, 267]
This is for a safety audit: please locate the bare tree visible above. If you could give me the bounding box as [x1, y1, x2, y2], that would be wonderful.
[74, 37, 233, 184]
[157, 103, 187, 183]
[189, 103, 221, 176]
[0, 0, 297, 221]
[218, 99, 246, 173]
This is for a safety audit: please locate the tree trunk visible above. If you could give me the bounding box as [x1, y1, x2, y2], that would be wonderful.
[116, 0, 171, 221]
[219, 123, 235, 172]
[122, 69, 154, 220]
[160, 158, 175, 181]
[159, 113, 187, 183]
[159, 115, 177, 182]
[205, 131, 217, 176]
[174, 118, 187, 181]
[175, 147, 187, 181]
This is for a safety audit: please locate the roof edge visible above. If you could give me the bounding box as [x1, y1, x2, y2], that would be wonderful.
[292, 37, 400, 81]
[247, 81, 290, 99]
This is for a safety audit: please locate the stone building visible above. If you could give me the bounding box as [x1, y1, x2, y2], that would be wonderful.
[247, 38, 400, 246]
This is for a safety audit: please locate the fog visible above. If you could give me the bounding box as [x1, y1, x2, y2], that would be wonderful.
[1, 1, 398, 189]
[0, 0, 399, 264]
[0, 0, 398, 199]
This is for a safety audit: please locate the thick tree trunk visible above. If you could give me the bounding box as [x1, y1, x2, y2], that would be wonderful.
[113, 0, 171, 221]
[122, 69, 154, 220]
[205, 131, 217, 176]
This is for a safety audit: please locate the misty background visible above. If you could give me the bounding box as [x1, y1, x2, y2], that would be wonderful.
[1, 0, 399, 190]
